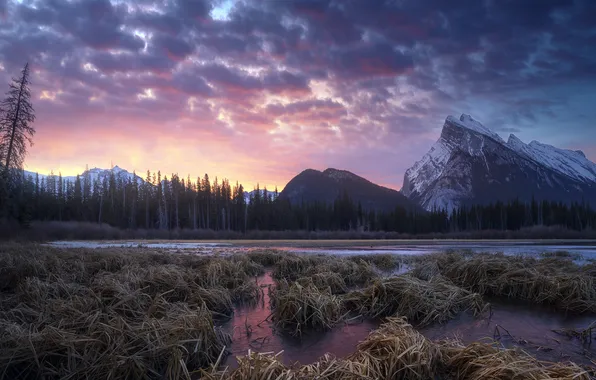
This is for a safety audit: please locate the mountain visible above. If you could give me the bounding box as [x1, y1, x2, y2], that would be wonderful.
[23, 166, 144, 186]
[402, 114, 596, 211]
[244, 189, 278, 204]
[279, 168, 421, 212]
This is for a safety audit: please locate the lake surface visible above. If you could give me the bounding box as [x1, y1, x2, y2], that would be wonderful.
[48, 240, 596, 260]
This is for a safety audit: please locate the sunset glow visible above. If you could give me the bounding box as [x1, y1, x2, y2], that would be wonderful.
[0, 0, 594, 190]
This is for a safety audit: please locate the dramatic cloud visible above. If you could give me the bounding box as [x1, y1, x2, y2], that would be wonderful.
[0, 0, 594, 190]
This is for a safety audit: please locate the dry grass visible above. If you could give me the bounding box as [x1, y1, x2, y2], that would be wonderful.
[440, 340, 591, 380]
[297, 271, 348, 294]
[206, 323, 592, 380]
[347, 253, 400, 271]
[412, 252, 596, 313]
[2, 244, 594, 379]
[0, 302, 231, 379]
[245, 249, 286, 266]
[540, 250, 583, 260]
[0, 244, 273, 379]
[205, 317, 442, 380]
[272, 254, 377, 286]
[270, 280, 343, 336]
[344, 275, 486, 326]
[347, 317, 442, 379]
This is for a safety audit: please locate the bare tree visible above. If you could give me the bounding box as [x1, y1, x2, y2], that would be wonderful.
[1, 63, 36, 174]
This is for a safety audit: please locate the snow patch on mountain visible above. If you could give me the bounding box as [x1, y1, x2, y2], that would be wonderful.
[23, 166, 144, 186]
[446, 114, 505, 143]
[507, 135, 596, 183]
[402, 140, 451, 196]
[244, 189, 278, 204]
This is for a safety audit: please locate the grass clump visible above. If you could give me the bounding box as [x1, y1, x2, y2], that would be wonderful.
[207, 317, 441, 380]
[440, 340, 591, 380]
[540, 250, 582, 260]
[348, 253, 400, 271]
[348, 317, 442, 379]
[270, 280, 342, 336]
[344, 275, 486, 326]
[272, 254, 377, 287]
[414, 252, 596, 313]
[0, 303, 231, 379]
[0, 245, 271, 379]
[297, 271, 348, 294]
[245, 249, 285, 266]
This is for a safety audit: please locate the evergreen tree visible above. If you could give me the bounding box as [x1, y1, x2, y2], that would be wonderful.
[1, 63, 36, 174]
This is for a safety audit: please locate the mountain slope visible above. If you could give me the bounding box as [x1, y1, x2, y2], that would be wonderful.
[280, 168, 422, 212]
[23, 166, 144, 186]
[402, 114, 596, 211]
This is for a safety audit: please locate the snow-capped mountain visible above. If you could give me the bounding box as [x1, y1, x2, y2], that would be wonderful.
[402, 114, 596, 211]
[23, 166, 144, 186]
[243, 189, 278, 204]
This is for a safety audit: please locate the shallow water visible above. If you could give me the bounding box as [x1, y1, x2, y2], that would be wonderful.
[220, 272, 378, 368]
[218, 272, 596, 369]
[282, 243, 596, 260]
[48, 240, 596, 260]
[420, 299, 596, 366]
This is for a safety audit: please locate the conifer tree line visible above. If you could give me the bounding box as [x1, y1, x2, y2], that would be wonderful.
[8, 171, 596, 234]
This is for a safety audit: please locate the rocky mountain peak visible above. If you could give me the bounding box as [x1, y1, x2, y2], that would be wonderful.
[402, 114, 596, 211]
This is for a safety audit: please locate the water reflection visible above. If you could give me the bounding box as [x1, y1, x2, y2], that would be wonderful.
[219, 273, 595, 369]
[420, 298, 596, 365]
[221, 272, 378, 368]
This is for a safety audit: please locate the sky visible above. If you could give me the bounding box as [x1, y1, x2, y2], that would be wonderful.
[0, 0, 595, 191]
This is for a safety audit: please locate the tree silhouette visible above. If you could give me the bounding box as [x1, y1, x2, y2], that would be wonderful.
[1, 63, 36, 174]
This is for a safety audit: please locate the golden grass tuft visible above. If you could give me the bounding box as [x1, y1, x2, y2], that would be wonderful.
[0, 303, 231, 379]
[297, 271, 348, 294]
[348, 317, 442, 379]
[344, 275, 486, 325]
[272, 254, 378, 286]
[348, 253, 400, 271]
[414, 252, 596, 313]
[270, 280, 343, 336]
[246, 249, 286, 266]
[440, 340, 591, 380]
[0, 245, 277, 379]
[206, 317, 442, 380]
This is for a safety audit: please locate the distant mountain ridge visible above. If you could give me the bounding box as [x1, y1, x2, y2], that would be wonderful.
[23, 166, 144, 187]
[23, 166, 276, 204]
[279, 168, 421, 212]
[402, 114, 596, 211]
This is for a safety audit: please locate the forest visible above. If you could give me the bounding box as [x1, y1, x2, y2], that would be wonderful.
[3, 168, 596, 237]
